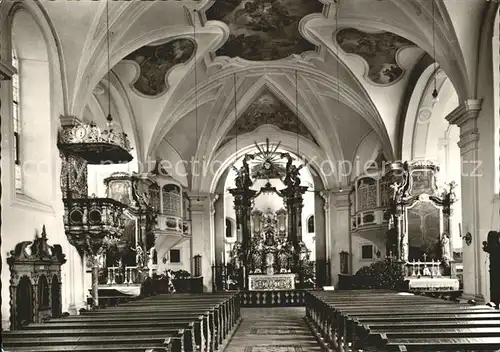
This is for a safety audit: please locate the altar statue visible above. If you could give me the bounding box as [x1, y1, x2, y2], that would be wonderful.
[264, 230, 276, 246]
[135, 245, 145, 268]
[441, 232, 451, 261]
[252, 251, 263, 273]
[281, 153, 306, 187]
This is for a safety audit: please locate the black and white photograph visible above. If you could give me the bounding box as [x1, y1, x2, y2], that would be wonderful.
[0, 0, 499, 351]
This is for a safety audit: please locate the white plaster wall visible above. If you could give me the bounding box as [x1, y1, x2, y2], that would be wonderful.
[329, 191, 350, 288]
[350, 229, 386, 274]
[87, 161, 139, 197]
[162, 240, 192, 274]
[0, 8, 86, 329]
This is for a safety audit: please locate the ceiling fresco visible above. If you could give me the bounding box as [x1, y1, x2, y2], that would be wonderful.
[336, 28, 415, 85]
[205, 0, 324, 61]
[124, 38, 195, 97]
[220, 90, 318, 147]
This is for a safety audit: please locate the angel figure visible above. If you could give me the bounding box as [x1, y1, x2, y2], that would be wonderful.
[390, 181, 402, 201]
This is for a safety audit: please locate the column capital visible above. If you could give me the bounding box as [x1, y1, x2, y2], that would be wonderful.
[0, 59, 15, 80]
[59, 115, 82, 127]
[446, 99, 482, 152]
[446, 99, 482, 127]
[320, 188, 350, 207]
[187, 192, 218, 213]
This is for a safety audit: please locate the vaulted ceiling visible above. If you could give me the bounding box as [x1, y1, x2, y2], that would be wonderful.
[9, 0, 494, 189]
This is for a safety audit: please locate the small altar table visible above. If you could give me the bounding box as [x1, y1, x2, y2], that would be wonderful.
[248, 273, 295, 291]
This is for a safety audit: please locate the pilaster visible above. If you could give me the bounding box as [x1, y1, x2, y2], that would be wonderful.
[325, 189, 350, 287]
[446, 99, 483, 301]
[188, 192, 216, 291]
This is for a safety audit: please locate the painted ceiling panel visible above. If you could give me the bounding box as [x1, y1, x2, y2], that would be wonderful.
[336, 28, 416, 85]
[205, 0, 324, 61]
[220, 89, 318, 147]
[123, 38, 195, 97]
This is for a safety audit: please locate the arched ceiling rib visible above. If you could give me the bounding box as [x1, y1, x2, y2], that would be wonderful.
[30, 0, 487, 176]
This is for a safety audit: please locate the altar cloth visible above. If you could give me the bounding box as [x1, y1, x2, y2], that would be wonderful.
[98, 284, 141, 296]
[405, 277, 459, 292]
[248, 274, 295, 291]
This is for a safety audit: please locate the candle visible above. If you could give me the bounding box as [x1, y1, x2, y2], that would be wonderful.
[221, 252, 224, 265]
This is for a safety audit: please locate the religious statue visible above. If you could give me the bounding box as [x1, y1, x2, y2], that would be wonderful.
[251, 237, 263, 273]
[232, 154, 254, 190]
[390, 181, 402, 202]
[135, 245, 145, 268]
[441, 232, 451, 261]
[278, 241, 293, 272]
[242, 154, 254, 189]
[400, 234, 408, 261]
[281, 153, 306, 187]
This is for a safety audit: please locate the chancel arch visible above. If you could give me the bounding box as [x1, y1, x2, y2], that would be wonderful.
[210, 140, 327, 291]
[195, 126, 340, 195]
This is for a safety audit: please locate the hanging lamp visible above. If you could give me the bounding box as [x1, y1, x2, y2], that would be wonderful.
[431, 0, 439, 104]
[57, 0, 132, 163]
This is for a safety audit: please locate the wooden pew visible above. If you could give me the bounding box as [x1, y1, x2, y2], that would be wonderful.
[1, 331, 183, 352]
[84, 294, 237, 351]
[305, 290, 500, 352]
[2, 292, 241, 352]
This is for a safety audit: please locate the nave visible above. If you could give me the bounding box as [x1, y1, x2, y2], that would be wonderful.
[225, 308, 322, 352]
[3, 289, 500, 352]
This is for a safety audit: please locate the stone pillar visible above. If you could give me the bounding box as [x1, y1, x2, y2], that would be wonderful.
[327, 190, 350, 288]
[189, 193, 215, 292]
[446, 99, 483, 301]
[214, 196, 224, 266]
[314, 191, 326, 287]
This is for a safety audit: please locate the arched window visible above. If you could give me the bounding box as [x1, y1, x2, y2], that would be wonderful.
[12, 48, 22, 191]
[307, 215, 314, 233]
[226, 218, 232, 238]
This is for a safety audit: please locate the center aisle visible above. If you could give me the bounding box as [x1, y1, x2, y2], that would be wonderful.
[224, 307, 323, 352]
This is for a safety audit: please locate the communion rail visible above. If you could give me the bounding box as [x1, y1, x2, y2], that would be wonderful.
[101, 265, 142, 285]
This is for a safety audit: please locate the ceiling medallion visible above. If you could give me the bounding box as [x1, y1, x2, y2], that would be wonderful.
[417, 109, 432, 123]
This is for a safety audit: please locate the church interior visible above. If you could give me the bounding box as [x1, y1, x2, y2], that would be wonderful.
[1, 0, 500, 351]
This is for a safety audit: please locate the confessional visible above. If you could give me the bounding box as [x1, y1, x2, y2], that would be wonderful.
[7, 226, 66, 329]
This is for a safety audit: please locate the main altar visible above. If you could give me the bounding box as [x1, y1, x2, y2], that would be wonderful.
[225, 140, 314, 291]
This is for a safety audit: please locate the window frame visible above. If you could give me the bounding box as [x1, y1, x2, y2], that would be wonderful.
[307, 215, 315, 233]
[12, 48, 22, 191]
[169, 248, 181, 264]
[361, 244, 374, 260]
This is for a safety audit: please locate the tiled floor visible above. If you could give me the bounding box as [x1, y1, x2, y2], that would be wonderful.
[224, 308, 323, 352]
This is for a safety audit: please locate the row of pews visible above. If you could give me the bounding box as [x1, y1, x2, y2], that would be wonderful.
[2, 292, 240, 352]
[305, 290, 500, 351]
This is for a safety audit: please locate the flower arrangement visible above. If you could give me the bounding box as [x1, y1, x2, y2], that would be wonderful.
[353, 258, 404, 290]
